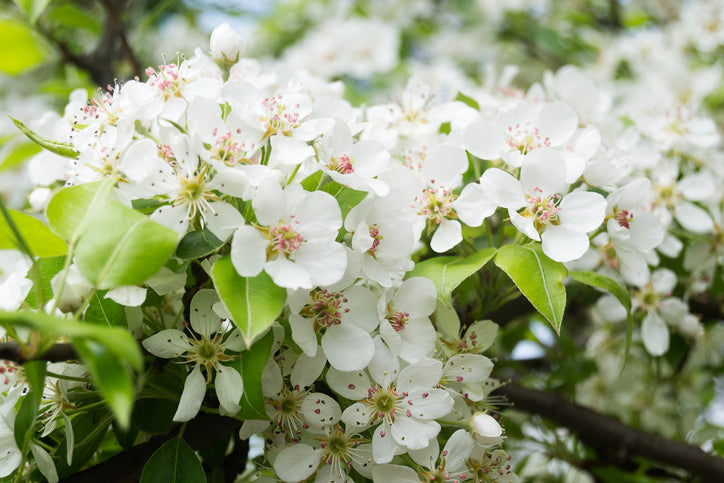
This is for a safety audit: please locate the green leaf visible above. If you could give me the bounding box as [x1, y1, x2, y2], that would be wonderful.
[47, 178, 115, 243]
[132, 398, 178, 434]
[44, 3, 101, 34]
[74, 201, 178, 289]
[0, 310, 142, 371]
[300, 170, 324, 191]
[130, 198, 162, 215]
[10, 117, 78, 159]
[454, 91, 480, 110]
[0, 141, 41, 173]
[237, 330, 273, 420]
[408, 248, 496, 305]
[211, 256, 286, 348]
[55, 410, 112, 478]
[0, 209, 67, 257]
[24, 255, 66, 309]
[320, 181, 366, 219]
[569, 270, 634, 367]
[84, 291, 127, 327]
[24, 360, 46, 405]
[12, 0, 51, 22]
[0, 19, 47, 75]
[175, 228, 224, 259]
[140, 438, 206, 483]
[14, 393, 38, 449]
[494, 244, 567, 333]
[73, 338, 135, 429]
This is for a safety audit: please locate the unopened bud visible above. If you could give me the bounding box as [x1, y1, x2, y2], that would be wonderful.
[471, 412, 504, 447]
[210, 23, 245, 63]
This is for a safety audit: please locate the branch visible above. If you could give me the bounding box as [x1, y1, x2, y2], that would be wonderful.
[0, 342, 78, 364]
[496, 381, 724, 480]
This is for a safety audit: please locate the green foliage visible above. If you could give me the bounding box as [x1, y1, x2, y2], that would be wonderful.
[140, 438, 207, 483]
[408, 248, 496, 306]
[494, 244, 567, 333]
[0, 19, 47, 75]
[176, 228, 225, 259]
[0, 208, 67, 257]
[83, 291, 127, 327]
[237, 330, 274, 420]
[47, 178, 115, 243]
[0, 141, 41, 173]
[211, 256, 286, 348]
[74, 201, 178, 289]
[10, 117, 78, 159]
[23, 255, 66, 309]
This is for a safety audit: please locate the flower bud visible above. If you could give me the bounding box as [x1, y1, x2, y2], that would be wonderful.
[210, 23, 245, 63]
[471, 412, 504, 447]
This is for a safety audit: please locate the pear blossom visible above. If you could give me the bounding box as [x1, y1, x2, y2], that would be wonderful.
[141, 289, 245, 420]
[480, 148, 606, 262]
[210, 23, 245, 63]
[230, 179, 346, 290]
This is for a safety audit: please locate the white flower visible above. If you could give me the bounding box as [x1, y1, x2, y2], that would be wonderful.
[230, 180, 346, 290]
[471, 412, 504, 447]
[480, 148, 606, 262]
[141, 289, 245, 420]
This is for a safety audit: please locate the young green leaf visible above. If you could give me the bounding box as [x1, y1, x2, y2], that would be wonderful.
[0, 208, 67, 256]
[175, 228, 224, 259]
[10, 116, 78, 158]
[46, 178, 115, 243]
[74, 201, 178, 289]
[211, 255, 286, 348]
[494, 244, 567, 333]
[320, 181, 367, 219]
[140, 438, 206, 483]
[408, 247, 496, 306]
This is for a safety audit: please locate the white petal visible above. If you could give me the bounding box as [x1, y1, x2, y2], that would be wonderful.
[104, 286, 147, 307]
[372, 422, 400, 463]
[390, 416, 440, 449]
[323, 325, 374, 371]
[342, 402, 375, 429]
[423, 144, 467, 187]
[629, 212, 664, 250]
[372, 464, 420, 483]
[327, 368, 371, 400]
[204, 201, 244, 241]
[30, 443, 58, 483]
[674, 201, 713, 233]
[463, 120, 508, 160]
[300, 393, 341, 428]
[270, 134, 314, 165]
[453, 183, 496, 227]
[173, 365, 206, 422]
[274, 444, 322, 482]
[289, 314, 318, 357]
[537, 102, 578, 146]
[397, 358, 442, 394]
[641, 312, 669, 356]
[291, 351, 327, 390]
[230, 225, 268, 277]
[293, 241, 347, 287]
[405, 388, 454, 420]
[510, 209, 540, 241]
[430, 219, 462, 253]
[142, 329, 191, 359]
[215, 365, 243, 416]
[190, 288, 221, 337]
[266, 256, 313, 290]
[520, 148, 567, 196]
[542, 225, 590, 262]
[479, 168, 525, 209]
[559, 191, 606, 233]
[393, 278, 437, 316]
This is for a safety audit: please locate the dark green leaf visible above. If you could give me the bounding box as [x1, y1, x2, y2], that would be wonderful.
[176, 228, 224, 259]
[140, 438, 206, 483]
[84, 291, 127, 327]
[73, 338, 135, 429]
[132, 398, 178, 434]
[14, 391, 38, 449]
[55, 409, 112, 478]
[238, 330, 273, 420]
[24, 360, 46, 405]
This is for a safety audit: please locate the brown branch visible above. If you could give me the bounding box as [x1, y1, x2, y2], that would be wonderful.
[0, 342, 78, 364]
[496, 381, 724, 481]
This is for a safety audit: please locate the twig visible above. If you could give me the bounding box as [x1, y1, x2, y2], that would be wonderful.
[0, 342, 78, 364]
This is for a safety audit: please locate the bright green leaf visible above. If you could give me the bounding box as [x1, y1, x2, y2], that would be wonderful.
[238, 330, 273, 420]
[46, 178, 115, 243]
[0, 209, 67, 257]
[73, 338, 135, 429]
[408, 248, 496, 305]
[569, 270, 634, 368]
[175, 228, 224, 259]
[24, 255, 66, 309]
[454, 91, 480, 110]
[0, 310, 143, 371]
[0, 19, 47, 75]
[140, 438, 206, 483]
[0, 141, 41, 173]
[494, 244, 567, 333]
[10, 117, 78, 158]
[211, 256, 286, 348]
[74, 201, 178, 289]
